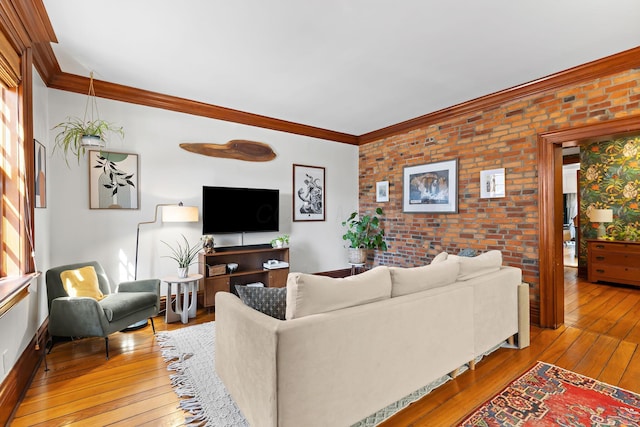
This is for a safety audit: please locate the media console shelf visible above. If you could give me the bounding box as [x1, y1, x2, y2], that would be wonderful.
[199, 246, 290, 308]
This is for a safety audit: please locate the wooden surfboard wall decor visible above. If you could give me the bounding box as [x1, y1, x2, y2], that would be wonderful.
[179, 140, 276, 162]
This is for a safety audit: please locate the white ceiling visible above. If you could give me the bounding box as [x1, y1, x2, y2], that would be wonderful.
[42, 0, 640, 136]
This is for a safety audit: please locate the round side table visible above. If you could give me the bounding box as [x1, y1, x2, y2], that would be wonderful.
[162, 274, 203, 324]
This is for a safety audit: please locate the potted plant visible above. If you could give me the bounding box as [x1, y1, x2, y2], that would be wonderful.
[52, 72, 124, 166]
[270, 234, 290, 248]
[342, 207, 388, 264]
[161, 235, 201, 278]
[53, 117, 124, 165]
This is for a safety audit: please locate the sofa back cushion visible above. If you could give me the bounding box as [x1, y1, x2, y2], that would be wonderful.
[286, 266, 392, 320]
[389, 258, 460, 297]
[450, 250, 502, 280]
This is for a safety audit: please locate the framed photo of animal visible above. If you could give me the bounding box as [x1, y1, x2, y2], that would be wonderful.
[293, 164, 325, 221]
[403, 159, 457, 213]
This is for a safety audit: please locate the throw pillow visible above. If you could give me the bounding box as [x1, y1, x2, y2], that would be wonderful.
[389, 258, 460, 297]
[285, 266, 392, 320]
[458, 248, 477, 257]
[60, 265, 105, 300]
[235, 285, 287, 320]
[454, 250, 503, 281]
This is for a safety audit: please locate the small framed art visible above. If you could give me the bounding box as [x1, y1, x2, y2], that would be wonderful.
[89, 150, 139, 209]
[403, 159, 458, 213]
[480, 168, 506, 198]
[293, 164, 325, 221]
[376, 181, 389, 202]
[34, 139, 47, 208]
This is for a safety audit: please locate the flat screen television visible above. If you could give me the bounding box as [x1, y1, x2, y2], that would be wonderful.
[202, 186, 279, 234]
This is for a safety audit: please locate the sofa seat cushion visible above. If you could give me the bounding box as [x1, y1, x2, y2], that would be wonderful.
[389, 259, 460, 297]
[286, 266, 392, 320]
[450, 250, 503, 281]
[99, 292, 157, 322]
[235, 285, 287, 320]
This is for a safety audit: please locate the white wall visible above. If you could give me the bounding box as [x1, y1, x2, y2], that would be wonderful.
[47, 89, 359, 286]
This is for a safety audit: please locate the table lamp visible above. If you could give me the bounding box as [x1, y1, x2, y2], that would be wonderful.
[589, 208, 613, 238]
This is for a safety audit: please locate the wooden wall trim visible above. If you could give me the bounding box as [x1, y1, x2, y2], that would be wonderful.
[0, 331, 45, 426]
[538, 115, 640, 328]
[46, 71, 360, 145]
[360, 46, 640, 144]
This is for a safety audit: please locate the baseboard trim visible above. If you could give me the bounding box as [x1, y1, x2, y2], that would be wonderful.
[0, 322, 47, 426]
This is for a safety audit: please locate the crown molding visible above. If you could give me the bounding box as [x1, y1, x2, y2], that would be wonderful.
[359, 46, 640, 144]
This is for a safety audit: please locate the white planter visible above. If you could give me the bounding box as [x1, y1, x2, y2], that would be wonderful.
[178, 267, 188, 278]
[81, 134, 105, 148]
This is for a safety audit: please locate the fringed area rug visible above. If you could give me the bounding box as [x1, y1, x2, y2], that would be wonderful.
[158, 321, 499, 426]
[458, 361, 640, 426]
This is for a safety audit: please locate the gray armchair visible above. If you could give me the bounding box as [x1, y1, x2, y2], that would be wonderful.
[45, 261, 160, 359]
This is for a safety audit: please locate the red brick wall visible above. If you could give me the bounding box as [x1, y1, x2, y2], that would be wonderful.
[359, 69, 640, 319]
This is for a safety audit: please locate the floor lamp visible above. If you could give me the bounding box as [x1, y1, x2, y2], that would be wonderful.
[134, 202, 199, 280]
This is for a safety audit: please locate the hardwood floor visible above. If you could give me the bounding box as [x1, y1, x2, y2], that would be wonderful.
[12, 269, 640, 426]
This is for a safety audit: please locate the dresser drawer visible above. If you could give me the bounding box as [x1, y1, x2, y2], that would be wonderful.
[590, 251, 639, 268]
[589, 241, 640, 254]
[589, 264, 640, 286]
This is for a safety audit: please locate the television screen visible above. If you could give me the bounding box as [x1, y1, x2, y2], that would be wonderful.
[202, 186, 279, 234]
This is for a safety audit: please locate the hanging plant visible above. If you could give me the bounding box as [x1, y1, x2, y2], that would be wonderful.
[52, 72, 124, 166]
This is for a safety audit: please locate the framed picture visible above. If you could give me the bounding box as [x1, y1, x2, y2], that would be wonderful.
[89, 150, 139, 209]
[34, 139, 47, 208]
[376, 181, 389, 202]
[480, 168, 506, 198]
[403, 159, 458, 213]
[293, 164, 325, 221]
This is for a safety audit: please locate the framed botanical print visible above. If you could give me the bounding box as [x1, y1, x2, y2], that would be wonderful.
[376, 181, 389, 202]
[89, 150, 139, 209]
[293, 164, 325, 221]
[403, 159, 458, 213]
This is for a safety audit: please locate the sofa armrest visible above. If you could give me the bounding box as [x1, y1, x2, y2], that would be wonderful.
[215, 292, 280, 427]
[117, 279, 159, 294]
[49, 297, 109, 337]
[517, 282, 530, 348]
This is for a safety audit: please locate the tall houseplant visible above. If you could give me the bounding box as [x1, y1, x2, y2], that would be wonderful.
[53, 72, 124, 166]
[161, 235, 201, 278]
[342, 207, 388, 264]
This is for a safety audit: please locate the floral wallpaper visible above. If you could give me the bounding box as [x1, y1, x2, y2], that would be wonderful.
[579, 134, 640, 264]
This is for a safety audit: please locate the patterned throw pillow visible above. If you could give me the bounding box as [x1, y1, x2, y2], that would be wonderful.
[235, 285, 287, 320]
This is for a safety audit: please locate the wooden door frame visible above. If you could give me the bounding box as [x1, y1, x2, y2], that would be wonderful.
[538, 115, 640, 328]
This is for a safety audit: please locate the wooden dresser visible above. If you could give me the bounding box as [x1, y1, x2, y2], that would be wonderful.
[587, 239, 640, 287]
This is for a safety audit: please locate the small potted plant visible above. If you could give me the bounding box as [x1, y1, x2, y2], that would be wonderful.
[53, 117, 124, 166]
[271, 234, 290, 248]
[52, 72, 124, 166]
[161, 235, 201, 278]
[342, 207, 388, 264]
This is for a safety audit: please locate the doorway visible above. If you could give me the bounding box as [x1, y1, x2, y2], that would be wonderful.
[538, 115, 640, 328]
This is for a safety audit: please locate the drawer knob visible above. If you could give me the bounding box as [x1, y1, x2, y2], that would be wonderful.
[595, 244, 605, 249]
[596, 269, 605, 273]
[596, 256, 605, 261]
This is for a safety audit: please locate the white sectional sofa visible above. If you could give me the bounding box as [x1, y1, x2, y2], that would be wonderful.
[215, 251, 529, 427]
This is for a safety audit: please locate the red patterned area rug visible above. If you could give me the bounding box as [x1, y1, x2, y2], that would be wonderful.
[458, 361, 640, 426]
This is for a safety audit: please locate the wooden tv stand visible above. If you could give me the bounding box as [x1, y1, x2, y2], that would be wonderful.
[198, 246, 290, 308]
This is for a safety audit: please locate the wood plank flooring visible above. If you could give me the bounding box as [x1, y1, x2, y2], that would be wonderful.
[11, 269, 640, 426]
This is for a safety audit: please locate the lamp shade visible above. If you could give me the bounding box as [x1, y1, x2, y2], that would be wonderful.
[589, 208, 613, 223]
[162, 204, 199, 223]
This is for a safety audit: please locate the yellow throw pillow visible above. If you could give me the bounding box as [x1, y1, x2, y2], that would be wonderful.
[60, 266, 105, 300]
